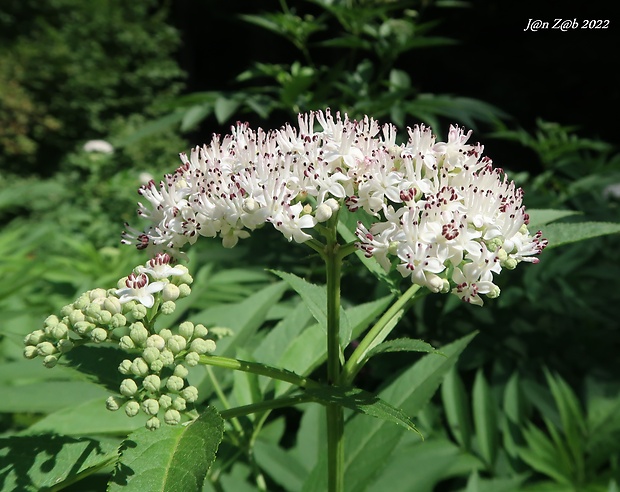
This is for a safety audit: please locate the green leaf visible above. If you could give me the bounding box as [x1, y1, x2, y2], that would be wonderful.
[214, 96, 241, 124]
[472, 369, 499, 470]
[181, 104, 212, 132]
[113, 111, 185, 147]
[302, 332, 477, 492]
[441, 367, 472, 450]
[63, 345, 129, 393]
[366, 337, 441, 359]
[270, 270, 351, 347]
[254, 440, 308, 492]
[518, 424, 572, 485]
[108, 406, 224, 492]
[0, 434, 119, 492]
[541, 221, 620, 249]
[304, 386, 420, 434]
[22, 397, 143, 436]
[527, 209, 581, 228]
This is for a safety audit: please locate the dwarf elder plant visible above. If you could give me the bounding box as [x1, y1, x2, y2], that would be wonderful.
[22, 110, 548, 492]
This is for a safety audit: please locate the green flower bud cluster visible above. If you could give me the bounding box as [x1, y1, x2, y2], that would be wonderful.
[108, 320, 216, 429]
[23, 288, 128, 368]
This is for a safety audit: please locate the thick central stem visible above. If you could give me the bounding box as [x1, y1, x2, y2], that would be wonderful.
[324, 225, 345, 492]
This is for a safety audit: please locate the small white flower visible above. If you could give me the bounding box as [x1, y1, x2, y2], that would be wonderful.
[115, 273, 165, 308]
[83, 139, 114, 154]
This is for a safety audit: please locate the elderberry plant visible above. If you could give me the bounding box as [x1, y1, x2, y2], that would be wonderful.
[24, 110, 547, 492]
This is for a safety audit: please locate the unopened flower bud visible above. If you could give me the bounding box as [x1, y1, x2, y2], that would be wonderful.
[26, 330, 46, 345]
[159, 394, 172, 409]
[190, 338, 216, 354]
[173, 364, 189, 379]
[315, 203, 333, 222]
[59, 304, 73, 317]
[118, 359, 133, 375]
[73, 294, 90, 310]
[73, 321, 94, 335]
[43, 355, 58, 368]
[178, 284, 192, 298]
[130, 323, 149, 345]
[166, 375, 184, 392]
[242, 197, 259, 213]
[178, 322, 194, 340]
[97, 310, 112, 325]
[24, 346, 38, 359]
[161, 301, 176, 315]
[111, 313, 127, 328]
[130, 304, 147, 320]
[150, 360, 164, 372]
[142, 346, 160, 364]
[486, 285, 501, 299]
[104, 297, 122, 315]
[106, 396, 121, 411]
[172, 397, 186, 411]
[162, 284, 180, 302]
[69, 309, 85, 325]
[164, 409, 181, 425]
[90, 327, 108, 343]
[159, 349, 174, 366]
[51, 323, 69, 340]
[120, 378, 139, 397]
[143, 374, 161, 393]
[181, 386, 198, 403]
[37, 342, 56, 357]
[141, 398, 160, 416]
[85, 303, 102, 320]
[119, 336, 135, 350]
[159, 329, 172, 341]
[167, 335, 187, 354]
[185, 352, 200, 366]
[131, 358, 149, 377]
[146, 416, 161, 431]
[125, 401, 140, 417]
[44, 315, 59, 329]
[89, 288, 107, 301]
[503, 257, 518, 270]
[57, 339, 74, 353]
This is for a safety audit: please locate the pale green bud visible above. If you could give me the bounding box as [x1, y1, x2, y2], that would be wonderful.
[69, 309, 85, 325]
[146, 416, 161, 431]
[160, 301, 176, 315]
[179, 272, 193, 285]
[73, 293, 90, 310]
[180, 386, 198, 403]
[185, 352, 200, 367]
[23, 346, 38, 359]
[172, 397, 186, 411]
[119, 336, 135, 350]
[37, 342, 56, 356]
[103, 297, 122, 315]
[141, 398, 160, 416]
[178, 321, 194, 340]
[89, 288, 107, 301]
[26, 330, 46, 345]
[146, 334, 165, 350]
[120, 378, 139, 397]
[142, 346, 160, 364]
[130, 323, 149, 345]
[159, 349, 174, 366]
[190, 338, 216, 355]
[73, 320, 93, 335]
[208, 326, 233, 339]
[57, 339, 74, 353]
[111, 313, 127, 328]
[503, 257, 518, 270]
[118, 359, 133, 375]
[167, 335, 187, 354]
[159, 329, 173, 341]
[164, 409, 181, 425]
[131, 358, 149, 377]
[162, 284, 180, 302]
[159, 394, 172, 409]
[496, 248, 508, 262]
[125, 401, 140, 417]
[178, 284, 192, 298]
[44, 315, 59, 329]
[143, 374, 161, 393]
[166, 375, 184, 392]
[439, 278, 451, 294]
[315, 202, 333, 222]
[59, 304, 73, 317]
[121, 299, 136, 312]
[486, 237, 504, 252]
[486, 284, 501, 299]
[85, 303, 102, 320]
[106, 396, 121, 411]
[150, 360, 164, 373]
[43, 355, 58, 368]
[173, 365, 189, 379]
[519, 224, 529, 234]
[192, 323, 208, 339]
[130, 304, 147, 320]
[90, 327, 108, 343]
[97, 310, 112, 325]
[117, 276, 129, 289]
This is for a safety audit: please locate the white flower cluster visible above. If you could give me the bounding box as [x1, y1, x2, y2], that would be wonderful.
[123, 110, 547, 305]
[23, 253, 215, 428]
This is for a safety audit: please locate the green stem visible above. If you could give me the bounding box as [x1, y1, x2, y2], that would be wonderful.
[341, 283, 424, 385]
[199, 354, 320, 389]
[323, 220, 345, 492]
[219, 394, 313, 420]
[206, 366, 244, 439]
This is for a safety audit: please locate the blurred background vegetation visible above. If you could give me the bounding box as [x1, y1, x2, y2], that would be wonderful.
[1, 0, 620, 490]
